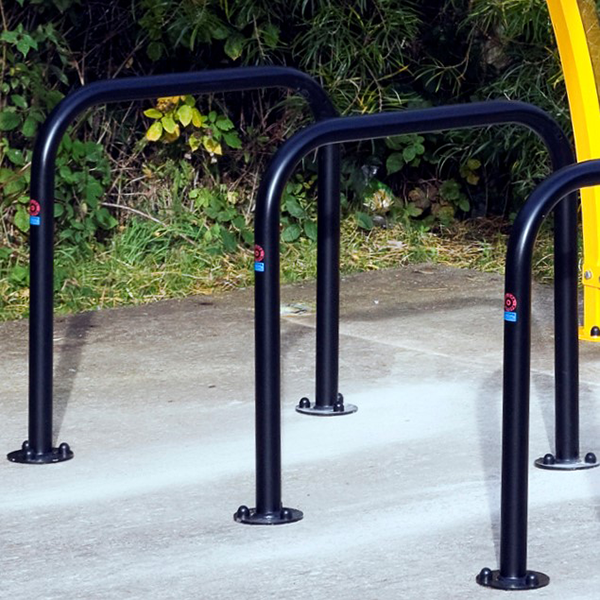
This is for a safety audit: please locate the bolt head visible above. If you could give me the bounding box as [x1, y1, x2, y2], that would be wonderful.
[298, 397, 311, 409]
[543, 453, 556, 465]
[526, 573, 539, 587]
[585, 270, 593, 280]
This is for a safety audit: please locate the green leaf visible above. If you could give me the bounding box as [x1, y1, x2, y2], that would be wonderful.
[85, 179, 103, 206]
[95, 207, 118, 230]
[223, 132, 242, 149]
[14, 207, 30, 233]
[458, 198, 470, 212]
[16, 37, 37, 57]
[403, 146, 417, 162]
[405, 202, 423, 217]
[0, 31, 19, 44]
[211, 25, 230, 40]
[467, 158, 481, 170]
[6, 148, 25, 166]
[161, 116, 177, 134]
[143, 108, 163, 119]
[304, 220, 317, 241]
[281, 224, 302, 242]
[355, 211, 374, 230]
[224, 33, 245, 60]
[0, 110, 20, 131]
[177, 105, 193, 127]
[9, 264, 28, 285]
[263, 23, 280, 48]
[284, 196, 305, 218]
[220, 228, 237, 252]
[146, 121, 163, 141]
[385, 136, 405, 151]
[386, 152, 404, 175]
[215, 116, 234, 130]
[147, 42, 163, 61]
[10, 94, 27, 108]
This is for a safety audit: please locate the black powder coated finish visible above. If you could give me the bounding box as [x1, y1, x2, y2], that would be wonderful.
[478, 159, 600, 590]
[8, 66, 344, 465]
[242, 101, 591, 526]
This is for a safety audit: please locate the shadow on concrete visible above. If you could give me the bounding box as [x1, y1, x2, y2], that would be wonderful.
[53, 311, 94, 442]
[280, 320, 313, 400]
[531, 370, 556, 460]
[476, 368, 503, 562]
[580, 380, 600, 524]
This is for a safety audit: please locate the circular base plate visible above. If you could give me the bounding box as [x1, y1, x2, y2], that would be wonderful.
[534, 452, 599, 471]
[7, 441, 73, 464]
[295, 403, 358, 416]
[476, 569, 550, 590]
[234, 506, 303, 525]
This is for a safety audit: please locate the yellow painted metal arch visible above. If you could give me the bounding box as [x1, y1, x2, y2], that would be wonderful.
[547, 0, 600, 340]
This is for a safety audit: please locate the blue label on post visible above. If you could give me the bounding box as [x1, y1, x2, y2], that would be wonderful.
[254, 262, 265, 272]
[30, 216, 40, 226]
[504, 311, 517, 322]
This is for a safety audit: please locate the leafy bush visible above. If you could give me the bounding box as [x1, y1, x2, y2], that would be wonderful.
[0, 0, 578, 301]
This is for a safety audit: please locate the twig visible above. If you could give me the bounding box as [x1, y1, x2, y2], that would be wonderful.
[100, 201, 200, 247]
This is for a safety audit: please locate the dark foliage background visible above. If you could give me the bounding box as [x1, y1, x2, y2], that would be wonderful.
[0, 0, 573, 278]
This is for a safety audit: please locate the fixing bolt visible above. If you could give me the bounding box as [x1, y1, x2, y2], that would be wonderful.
[585, 270, 593, 280]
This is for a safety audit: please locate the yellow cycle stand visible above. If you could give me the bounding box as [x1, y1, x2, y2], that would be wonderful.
[548, 0, 600, 340]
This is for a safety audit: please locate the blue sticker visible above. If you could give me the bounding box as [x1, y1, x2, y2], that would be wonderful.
[504, 311, 517, 323]
[30, 216, 40, 226]
[254, 262, 265, 272]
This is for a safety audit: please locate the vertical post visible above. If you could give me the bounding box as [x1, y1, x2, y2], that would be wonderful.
[234, 176, 303, 525]
[7, 131, 73, 464]
[296, 145, 357, 416]
[476, 213, 549, 590]
[553, 198, 581, 461]
[534, 194, 597, 469]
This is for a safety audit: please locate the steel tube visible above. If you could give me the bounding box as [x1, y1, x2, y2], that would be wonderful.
[315, 145, 341, 408]
[244, 100, 583, 523]
[8, 66, 339, 464]
[477, 159, 600, 590]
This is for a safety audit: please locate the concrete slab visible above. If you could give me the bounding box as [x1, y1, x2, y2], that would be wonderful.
[1, 264, 599, 599]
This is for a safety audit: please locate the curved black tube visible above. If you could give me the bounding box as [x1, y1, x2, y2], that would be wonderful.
[250, 100, 579, 520]
[17, 66, 340, 463]
[479, 159, 600, 589]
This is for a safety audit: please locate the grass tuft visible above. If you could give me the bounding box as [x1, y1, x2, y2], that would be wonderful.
[0, 216, 560, 322]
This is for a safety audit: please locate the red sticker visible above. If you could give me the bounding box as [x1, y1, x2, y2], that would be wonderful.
[29, 199, 41, 216]
[254, 245, 265, 262]
[504, 293, 517, 312]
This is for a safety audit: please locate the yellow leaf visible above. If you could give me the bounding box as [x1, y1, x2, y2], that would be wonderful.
[189, 134, 201, 151]
[146, 121, 163, 141]
[202, 136, 222, 155]
[192, 108, 206, 128]
[161, 116, 177, 134]
[177, 105, 193, 127]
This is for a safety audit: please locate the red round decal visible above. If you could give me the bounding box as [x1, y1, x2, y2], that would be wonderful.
[29, 199, 41, 216]
[504, 293, 517, 312]
[254, 245, 265, 262]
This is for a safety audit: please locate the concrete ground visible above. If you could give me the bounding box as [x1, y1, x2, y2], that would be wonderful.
[1, 264, 600, 600]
